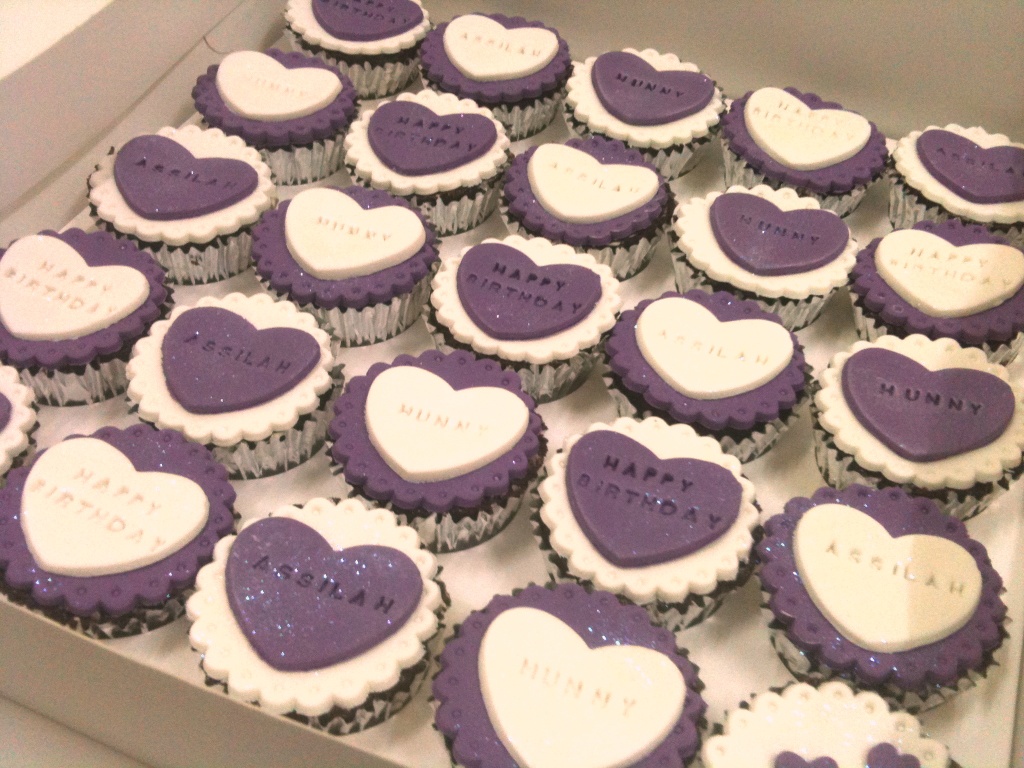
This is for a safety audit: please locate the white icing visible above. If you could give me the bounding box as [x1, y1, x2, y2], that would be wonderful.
[564, 49, 725, 150]
[673, 185, 857, 300]
[892, 124, 1024, 225]
[88, 125, 276, 248]
[794, 503, 983, 653]
[0, 234, 149, 341]
[876, 228, 1024, 318]
[284, 0, 431, 57]
[430, 235, 621, 365]
[479, 606, 685, 768]
[0, 365, 36, 476]
[744, 87, 872, 171]
[215, 50, 342, 121]
[702, 681, 949, 768]
[815, 334, 1024, 490]
[539, 417, 759, 604]
[21, 438, 209, 577]
[343, 89, 511, 196]
[364, 366, 529, 482]
[126, 293, 334, 448]
[187, 498, 442, 716]
[527, 143, 660, 224]
[284, 188, 426, 279]
[636, 297, 794, 399]
[443, 15, 558, 82]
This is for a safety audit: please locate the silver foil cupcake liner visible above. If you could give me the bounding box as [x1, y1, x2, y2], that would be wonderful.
[261, 136, 344, 186]
[492, 91, 565, 142]
[421, 182, 503, 237]
[150, 229, 253, 285]
[285, 29, 420, 99]
[20, 356, 129, 406]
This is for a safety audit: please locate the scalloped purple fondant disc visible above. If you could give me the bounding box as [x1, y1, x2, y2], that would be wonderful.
[367, 101, 498, 176]
[709, 193, 850, 276]
[841, 347, 1015, 462]
[565, 430, 742, 567]
[774, 753, 838, 768]
[0, 393, 11, 434]
[455, 242, 602, 340]
[226, 516, 421, 672]
[311, 0, 424, 42]
[161, 307, 321, 415]
[917, 130, 1024, 205]
[591, 51, 715, 127]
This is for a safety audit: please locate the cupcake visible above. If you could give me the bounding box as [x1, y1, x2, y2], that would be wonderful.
[343, 89, 512, 235]
[849, 219, 1024, 364]
[812, 334, 1024, 520]
[0, 424, 236, 639]
[604, 290, 810, 462]
[0, 365, 36, 477]
[672, 184, 857, 330]
[186, 497, 446, 734]
[719, 87, 889, 216]
[192, 48, 359, 185]
[425, 234, 621, 403]
[0, 228, 170, 405]
[327, 349, 546, 553]
[251, 185, 439, 349]
[564, 48, 725, 179]
[703, 681, 954, 767]
[87, 124, 277, 284]
[433, 582, 707, 768]
[535, 417, 760, 632]
[283, 0, 431, 99]
[501, 136, 672, 279]
[757, 485, 1007, 713]
[418, 13, 572, 140]
[126, 292, 337, 479]
[890, 124, 1024, 250]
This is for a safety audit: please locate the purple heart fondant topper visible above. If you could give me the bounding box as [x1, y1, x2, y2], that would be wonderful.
[226, 516, 422, 671]
[113, 135, 259, 220]
[917, 129, 1024, 205]
[0, 393, 11, 435]
[455, 243, 603, 340]
[591, 51, 716, 126]
[367, 101, 498, 176]
[865, 744, 921, 768]
[161, 307, 322, 415]
[565, 430, 742, 568]
[841, 347, 1015, 462]
[311, 0, 424, 42]
[709, 193, 850, 276]
[774, 753, 838, 768]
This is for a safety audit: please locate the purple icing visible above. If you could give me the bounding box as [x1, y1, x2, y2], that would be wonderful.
[709, 192, 850, 276]
[757, 485, 1006, 693]
[841, 347, 1015, 462]
[433, 583, 706, 768]
[591, 51, 715, 126]
[455, 242, 602, 340]
[367, 100, 498, 176]
[0, 424, 236, 617]
[161, 307, 322, 415]
[252, 185, 439, 311]
[917, 129, 1024, 205]
[605, 290, 807, 432]
[226, 516, 420, 671]
[0, 229, 168, 371]
[866, 744, 921, 768]
[774, 754, 838, 768]
[0, 393, 11, 434]
[311, 0, 424, 42]
[565, 430, 741, 567]
[113, 135, 259, 220]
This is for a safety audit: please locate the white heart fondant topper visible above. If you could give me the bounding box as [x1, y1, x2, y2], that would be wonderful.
[794, 503, 983, 653]
[365, 366, 529, 483]
[875, 229, 1024, 318]
[20, 438, 210, 577]
[528, 144, 660, 224]
[479, 606, 686, 768]
[215, 50, 342, 122]
[636, 297, 794, 399]
[744, 87, 872, 171]
[0, 234, 150, 342]
[443, 14, 559, 82]
[284, 188, 427, 280]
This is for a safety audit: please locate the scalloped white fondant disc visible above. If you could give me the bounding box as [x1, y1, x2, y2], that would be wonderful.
[479, 606, 686, 768]
[21, 438, 210, 577]
[443, 14, 559, 82]
[215, 50, 342, 121]
[794, 503, 983, 653]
